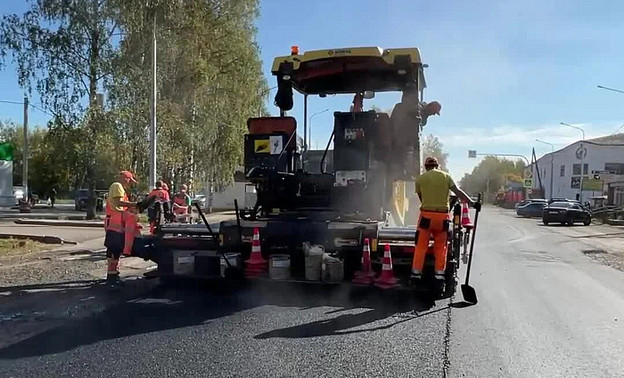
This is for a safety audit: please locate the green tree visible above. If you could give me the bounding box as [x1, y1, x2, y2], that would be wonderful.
[0, 0, 121, 219]
[110, 0, 267, 191]
[459, 156, 524, 200]
[422, 134, 449, 171]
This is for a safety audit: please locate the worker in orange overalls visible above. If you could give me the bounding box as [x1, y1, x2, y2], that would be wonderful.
[104, 171, 138, 284]
[411, 157, 479, 283]
[147, 180, 170, 233]
[172, 184, 191, 223]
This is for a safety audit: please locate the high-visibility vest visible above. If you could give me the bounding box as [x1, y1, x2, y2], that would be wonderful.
[148, 188, 169, 202]
[173, 194, 189, 214]
[104, 190, 128, 233]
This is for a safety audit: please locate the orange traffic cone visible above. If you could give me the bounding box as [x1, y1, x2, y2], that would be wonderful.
[245, 227, 268, 277]
[375, 243, 399, 289]
[352, 238, 375, 285]
[461, 202, 473, 229]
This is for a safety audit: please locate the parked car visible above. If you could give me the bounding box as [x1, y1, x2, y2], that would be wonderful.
[516, 202, 547, 217]
[515, 198, 547, 208]
[13, 187, 25, 205]
[542, 201, 591, 226]
[74, 189, 104, 211]
[548, 198, 579, 204]
[192, 194, 206, 209]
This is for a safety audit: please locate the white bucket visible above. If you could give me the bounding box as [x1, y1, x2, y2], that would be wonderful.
[304, 243, 325, 281]
[220, 253, 240, 278]
[269, 254, 291, 280]
[322, 253, 344, 283]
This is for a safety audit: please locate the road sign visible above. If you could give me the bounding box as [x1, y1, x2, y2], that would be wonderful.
[524, 168, 532, 178]
[468, 150, 477, 158]
[523, 178, 533, 188]
[582, 178, 603, 191]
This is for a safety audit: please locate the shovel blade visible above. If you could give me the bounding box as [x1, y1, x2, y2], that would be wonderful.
[461, 284, 478, 305]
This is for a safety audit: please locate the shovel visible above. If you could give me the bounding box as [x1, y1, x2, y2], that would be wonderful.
[461, 194, 481, 305]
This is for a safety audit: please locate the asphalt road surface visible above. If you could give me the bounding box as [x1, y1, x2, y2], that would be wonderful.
[0, 207, 623, 378]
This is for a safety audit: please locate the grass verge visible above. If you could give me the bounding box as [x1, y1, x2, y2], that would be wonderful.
[0, 238, 50, 256]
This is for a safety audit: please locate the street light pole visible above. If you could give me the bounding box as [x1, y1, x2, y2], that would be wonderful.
[308, 109, 329, 152]
[597, 85, 624, 95]
[148, 11, 157, 189]
[23, 97, 28, 199]
[536, 139, 554, 199]
[560, 122, 586, 202]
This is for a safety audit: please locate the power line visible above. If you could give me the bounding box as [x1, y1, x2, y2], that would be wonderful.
[29, 104, 54, 117]
[0, 99, 24, 105]
[0, 99, 54, 118]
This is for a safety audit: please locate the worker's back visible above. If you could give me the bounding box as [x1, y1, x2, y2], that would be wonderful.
[416, 168, 454, 212]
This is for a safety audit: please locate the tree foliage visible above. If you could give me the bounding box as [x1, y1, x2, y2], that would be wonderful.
[422, 134, 448, 171]
[0, 0, 121, 218]
[0, 0, 267, 213]
[459, 156, 524, 196]
[109, 0, 267, 190]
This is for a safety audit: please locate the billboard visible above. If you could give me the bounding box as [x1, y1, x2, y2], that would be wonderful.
[582, 178, 603, 191]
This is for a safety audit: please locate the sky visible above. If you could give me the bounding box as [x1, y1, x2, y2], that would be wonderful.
[2, 1, 624, 180]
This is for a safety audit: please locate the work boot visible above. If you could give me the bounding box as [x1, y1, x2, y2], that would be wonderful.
[434, 271, 446, 282]
[106, 272, 124, 287]
[410, 271, 423, 286]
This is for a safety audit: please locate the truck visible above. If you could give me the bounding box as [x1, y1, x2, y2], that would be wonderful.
[132, 46, 472, 297]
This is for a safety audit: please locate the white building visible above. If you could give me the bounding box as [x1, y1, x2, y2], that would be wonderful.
[532, 134, 624, 203]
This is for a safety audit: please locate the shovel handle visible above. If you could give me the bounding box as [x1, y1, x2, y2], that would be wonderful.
[464, 194, 482, 285]
[194, 202, 232, 269]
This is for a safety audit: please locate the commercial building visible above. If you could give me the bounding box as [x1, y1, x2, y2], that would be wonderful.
[531, 134, 624, 204]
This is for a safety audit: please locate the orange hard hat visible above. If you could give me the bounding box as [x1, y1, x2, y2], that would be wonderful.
[120, 170, 137, 183]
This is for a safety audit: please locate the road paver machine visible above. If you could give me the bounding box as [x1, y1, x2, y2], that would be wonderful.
[134, 46, 466, 296]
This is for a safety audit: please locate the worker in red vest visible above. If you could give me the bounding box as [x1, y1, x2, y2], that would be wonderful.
[172, 184, 191, 222]
[147, 180, 170, 233]
[104, 171, 137, 284]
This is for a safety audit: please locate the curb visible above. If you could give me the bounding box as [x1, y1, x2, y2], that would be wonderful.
[0, 233, 78, 245]
[14, 219, 103, 228]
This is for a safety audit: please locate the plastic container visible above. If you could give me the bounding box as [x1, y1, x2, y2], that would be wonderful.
[269, 254, 291, 280]
[304, 243, 325, 281]
[321, 253, 344, 283]
[220, 253, 241, 278]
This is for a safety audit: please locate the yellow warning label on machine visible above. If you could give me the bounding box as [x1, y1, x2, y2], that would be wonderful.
[254, 139, 270, 153]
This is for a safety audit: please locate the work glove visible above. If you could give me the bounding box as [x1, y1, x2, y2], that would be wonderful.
[472, 201, 482, 212]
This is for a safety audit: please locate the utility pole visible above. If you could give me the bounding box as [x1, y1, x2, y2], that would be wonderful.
[22, 96, 28, 197]
[148, 11, 157, 189]
[536, 140, 554, 199]
[560, 122, 586, 202]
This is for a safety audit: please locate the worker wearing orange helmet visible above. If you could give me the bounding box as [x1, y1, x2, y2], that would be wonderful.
[104, 171, 138, 284]
[411, 157, 479, 283]
[172, 183, 191, 222]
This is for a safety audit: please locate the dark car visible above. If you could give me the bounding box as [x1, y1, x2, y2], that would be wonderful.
[548, 198, 579, 205]
[74, 189, 104, 211]
[516, 202, 547, 217]
[542, 201, 591, 226]
[516, 198, 547, 208]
